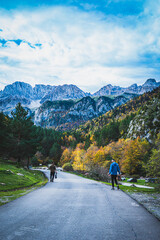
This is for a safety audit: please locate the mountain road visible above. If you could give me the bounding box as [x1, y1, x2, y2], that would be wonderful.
[0, 170, 160, 240]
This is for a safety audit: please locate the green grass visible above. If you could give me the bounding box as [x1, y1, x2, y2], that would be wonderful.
[0, 163, 48, 191]
[120, 178, 157, 188]
[102, 181, 159, 193]
[68, 171, 159, 194]
[117, 184, 156, 193]
[0, 162, 48, 205]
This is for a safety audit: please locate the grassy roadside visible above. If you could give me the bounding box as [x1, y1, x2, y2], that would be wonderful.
[0, 162, 48, 206]
[119, 178, 157, 188]
[68, 171, 159, 194]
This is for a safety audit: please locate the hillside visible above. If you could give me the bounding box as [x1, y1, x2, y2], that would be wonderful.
[59, 86, 160, 180]
[69, 86, 160, 146]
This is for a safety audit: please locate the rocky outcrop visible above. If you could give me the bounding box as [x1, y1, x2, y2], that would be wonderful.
[127, 97, 160, 141]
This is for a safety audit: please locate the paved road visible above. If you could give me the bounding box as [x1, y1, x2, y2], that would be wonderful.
[0, 171, 160, 240]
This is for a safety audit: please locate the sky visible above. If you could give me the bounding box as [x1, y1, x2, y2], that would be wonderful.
[0, 0, 160, 93]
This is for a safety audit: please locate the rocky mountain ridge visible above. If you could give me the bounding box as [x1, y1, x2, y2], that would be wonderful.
[0, 79, 159, 130]
[0, 78, 159, 102]
[0, 82, 89, 102]
[93, 79, 160, 96]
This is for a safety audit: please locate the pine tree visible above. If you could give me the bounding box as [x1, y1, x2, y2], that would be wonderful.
[0, 112, 11, 156]
[10, 103, 37, 165]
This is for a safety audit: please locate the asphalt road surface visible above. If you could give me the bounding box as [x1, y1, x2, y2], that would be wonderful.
[0, 170, 160, 240]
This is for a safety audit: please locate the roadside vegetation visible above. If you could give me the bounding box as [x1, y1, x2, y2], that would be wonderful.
[0, 161, 48, 205]
[67, 170, 159, 194]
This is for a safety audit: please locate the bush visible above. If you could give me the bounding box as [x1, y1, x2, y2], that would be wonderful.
[31, 156, 39, 167]
[62, 163, 73, 171]
[155, 178, 160, 191]
[131, 174, 140, 179]
[89, 166, 110, 182]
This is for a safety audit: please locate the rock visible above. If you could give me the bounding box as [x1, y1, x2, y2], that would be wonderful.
[17, 173, 24, 176]
[127, 178, 137, 183]
[131, 184, 137, 187]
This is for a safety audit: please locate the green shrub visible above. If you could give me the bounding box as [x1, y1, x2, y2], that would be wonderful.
[131, 174, 140, 179]
[31, 156, 39, 167]
[62, 163, 73, 171]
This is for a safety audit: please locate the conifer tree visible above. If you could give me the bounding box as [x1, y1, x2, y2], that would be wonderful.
[0, 112, 10, 156]
[10, 103, 37, 165]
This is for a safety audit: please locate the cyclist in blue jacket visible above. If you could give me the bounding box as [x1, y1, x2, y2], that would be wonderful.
[109, 159, 121, 190]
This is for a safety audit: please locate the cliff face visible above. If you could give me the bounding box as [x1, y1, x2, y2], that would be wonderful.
[33, 84, 55, 100]
[33, 95, 129, 130]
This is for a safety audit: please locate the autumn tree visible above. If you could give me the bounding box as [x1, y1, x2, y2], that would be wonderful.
[94, 147, 106, 166]
[146, 133, 160, 178]
[84, 145, 99, 171]
[60, 148, 73, 166]
[122, 137, 150, 175]
[104, 138, 126, 169]
[72, 144, 86, 171]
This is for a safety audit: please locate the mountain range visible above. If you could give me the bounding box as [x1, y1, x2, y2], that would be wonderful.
[0, 79, 159, 130]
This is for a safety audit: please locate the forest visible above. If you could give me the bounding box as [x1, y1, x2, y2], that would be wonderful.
[0, 87, 160, 182]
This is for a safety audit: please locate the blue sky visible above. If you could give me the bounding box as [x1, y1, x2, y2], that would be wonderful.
[0, 0, 160, 92]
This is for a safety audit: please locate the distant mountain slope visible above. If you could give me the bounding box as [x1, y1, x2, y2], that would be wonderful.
[75, 86, 160, 142]
[0, 78, 159, 105]
[34, 95, 129, 130]
[0, 79, 160, 130]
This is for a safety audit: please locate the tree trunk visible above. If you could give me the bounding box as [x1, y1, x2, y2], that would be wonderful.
[27, 157, 30, 169]
[18, 156, 21, 163]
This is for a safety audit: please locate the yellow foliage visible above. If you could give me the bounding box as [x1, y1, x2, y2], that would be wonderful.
[94, 147, 106, 166]
[72, 147, 86, 171]
[121, 137, 150, 174]
[60, 148, 73, 166]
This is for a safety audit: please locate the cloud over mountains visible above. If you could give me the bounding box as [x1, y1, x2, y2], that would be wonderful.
[0, 0, 160, 92]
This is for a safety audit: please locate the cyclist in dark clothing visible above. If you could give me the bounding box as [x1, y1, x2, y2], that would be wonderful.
[109, 159, 121, 190]
[49, 162, 56, 182]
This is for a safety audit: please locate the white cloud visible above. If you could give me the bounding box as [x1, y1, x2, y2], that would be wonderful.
[0, 5, 160, 92]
